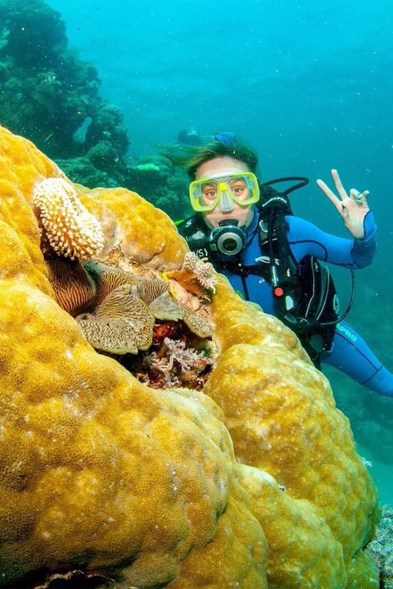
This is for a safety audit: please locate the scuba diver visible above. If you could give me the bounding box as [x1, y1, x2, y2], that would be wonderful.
[172, 132, 393, 398]
[176, 127, 202, 146]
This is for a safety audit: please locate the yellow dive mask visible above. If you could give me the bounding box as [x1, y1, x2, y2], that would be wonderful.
[189, 171, 260, 213]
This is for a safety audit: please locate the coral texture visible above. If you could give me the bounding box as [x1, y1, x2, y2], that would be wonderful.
[33, 181, 215, 384]
[0, 125, 381, 588]
[206, 279, 381, 587]
[366, 505, 393, 587]
[167, 251, 218, 297]
[33, 177, 105, 260]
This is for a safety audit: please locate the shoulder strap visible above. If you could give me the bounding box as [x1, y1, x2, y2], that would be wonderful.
[258, 204, 298, 291]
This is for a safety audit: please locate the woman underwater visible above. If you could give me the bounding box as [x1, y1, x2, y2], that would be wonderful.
[173, 132, 393, 398]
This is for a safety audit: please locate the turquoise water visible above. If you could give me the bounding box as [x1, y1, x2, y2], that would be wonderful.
[43, 0, 393, 504]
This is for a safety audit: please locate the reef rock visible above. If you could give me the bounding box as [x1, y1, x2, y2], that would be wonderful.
[0, 124, 381, 588]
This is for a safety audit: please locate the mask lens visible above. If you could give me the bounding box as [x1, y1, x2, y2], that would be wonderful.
[190, 180, 219, 212]
[228, 174, 260, 205]
[189, 172, 260, 212]
[201, 180, 219, 207]
[228, 176, 250, 202]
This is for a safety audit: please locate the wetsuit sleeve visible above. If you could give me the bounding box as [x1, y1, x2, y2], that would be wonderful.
[287, 211, 377, 268]
[351, 211, 377, 267]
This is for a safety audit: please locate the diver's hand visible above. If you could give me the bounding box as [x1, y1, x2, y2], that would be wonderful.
[316, 169, 370, 239]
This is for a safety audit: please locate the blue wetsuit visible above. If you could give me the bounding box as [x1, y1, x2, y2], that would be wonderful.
[180, 210, 393, 397]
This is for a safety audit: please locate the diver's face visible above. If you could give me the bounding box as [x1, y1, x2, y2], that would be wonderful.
[195, 156, 255, 229]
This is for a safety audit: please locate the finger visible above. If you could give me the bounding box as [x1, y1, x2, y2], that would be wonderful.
[331, 169, 348, 200]
[349, 188, 362, 204]
[316, 178, 343, 211]
[350, 188, 370, 204]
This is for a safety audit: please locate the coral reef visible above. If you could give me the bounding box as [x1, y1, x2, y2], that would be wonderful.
[123, 325, 217, 390]
[0, 0, 129, 180]
[32, 177, 216, 370]
[167, 251, 218, 297]
[0, 0, 194, 220]
[366, 505, 393, 588]
[126, 154, 193, 219]
[0, 124, 383, 588]
[55, 156, 118, 189]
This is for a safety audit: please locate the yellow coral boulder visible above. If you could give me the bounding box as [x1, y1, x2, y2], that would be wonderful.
[0, 281, 266, 588]
[0, 125, 381, 588]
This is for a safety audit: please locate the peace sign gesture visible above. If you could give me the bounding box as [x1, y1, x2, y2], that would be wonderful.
[316, 169, 370, 239]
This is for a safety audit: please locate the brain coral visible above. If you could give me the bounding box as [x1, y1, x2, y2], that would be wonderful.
[0, 124, 381, 588]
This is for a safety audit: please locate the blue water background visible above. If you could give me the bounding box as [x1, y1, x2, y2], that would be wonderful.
[46, 0, 393, 503]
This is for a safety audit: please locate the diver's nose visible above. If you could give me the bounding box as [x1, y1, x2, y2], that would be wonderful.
[219, 190, 234, 212]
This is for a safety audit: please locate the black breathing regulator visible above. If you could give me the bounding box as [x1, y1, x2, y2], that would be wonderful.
[208, 220, 247, 256]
